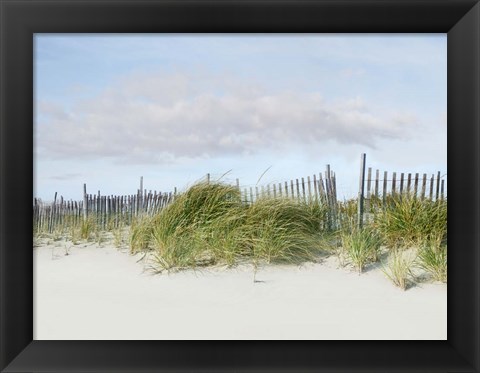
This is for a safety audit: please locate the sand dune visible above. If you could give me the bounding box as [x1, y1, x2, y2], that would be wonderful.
[33, 241, 447, 340]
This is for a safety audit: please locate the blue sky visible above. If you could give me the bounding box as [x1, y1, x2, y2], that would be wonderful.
[34, 34, 447, 201]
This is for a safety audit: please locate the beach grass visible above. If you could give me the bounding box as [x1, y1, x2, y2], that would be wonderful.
[340, 226, 382, 273]
[374, 195, 447, 249]
[382, 249, 416, 290]
[416, 241, 447, 282]
[128, 181, 331, 272]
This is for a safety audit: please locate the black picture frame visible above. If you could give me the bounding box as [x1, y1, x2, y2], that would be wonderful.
[1, 0, 479, 372]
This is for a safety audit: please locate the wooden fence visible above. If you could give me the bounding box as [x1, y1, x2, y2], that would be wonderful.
[237, 166, 339, 229]
[363, 169, 446, 202]
[237, 166, 337, 205]
[33, 166, 339, 234]
[358, 153, 447, 227]
[33, 189, 177, 233]
[34, 154, 446, 234]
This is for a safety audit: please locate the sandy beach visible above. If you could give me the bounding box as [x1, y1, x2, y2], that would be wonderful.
[33, 240, 447, 340]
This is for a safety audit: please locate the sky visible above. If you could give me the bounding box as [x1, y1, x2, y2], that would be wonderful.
[34, 34, 447, 201]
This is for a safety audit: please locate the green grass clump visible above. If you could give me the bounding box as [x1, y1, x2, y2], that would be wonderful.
[340, 226, 382, 273]
[382, 249, 416, 290]
[416, 242, 447, 282]
[149, 182, 245, 270]
[129, 216, 156, 253]
[112, 227, 125, 248]
[374, 195, 447, 249]
[129, 181, 329, 272]
[79, 216, 96, 240]
[243, 197, 328, 264]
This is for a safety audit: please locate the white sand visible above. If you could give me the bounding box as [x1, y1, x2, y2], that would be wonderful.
[33, 241, 447, 340]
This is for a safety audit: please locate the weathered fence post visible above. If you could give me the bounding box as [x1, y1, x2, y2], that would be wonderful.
[435, 171, 441, 200]
[392, 172, 397, 196]
[83, 184, 88, 222]
[414, 173, 419, 198]
[49, 192, 57, 233]
[421, 173, 427, 200]
[357, 153, 366, 229]
[331, 171, 338, 229]
[382, 171, 388, 206]
[429, 174, 434, 200]
[301, 177, 306, 201]
[366, 167, 372, 217]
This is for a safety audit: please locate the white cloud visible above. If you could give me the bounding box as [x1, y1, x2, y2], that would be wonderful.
[36, 70, 419, 165]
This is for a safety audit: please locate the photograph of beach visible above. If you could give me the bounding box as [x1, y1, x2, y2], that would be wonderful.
[33, 34, 447, 340]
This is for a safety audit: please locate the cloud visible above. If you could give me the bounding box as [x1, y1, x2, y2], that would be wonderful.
[36, 70, 418, 165]
[37, 100, 71, 121]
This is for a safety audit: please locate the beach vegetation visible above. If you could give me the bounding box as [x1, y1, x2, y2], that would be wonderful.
[382, 249, 416, 290]
[32, 178, 447, 287]
[129, 182, 330, 272]
[374, 195, 447, 249]
[79, 216, 96, 240]
[340, 226, 382, 273]
[416, 241, 447, 282]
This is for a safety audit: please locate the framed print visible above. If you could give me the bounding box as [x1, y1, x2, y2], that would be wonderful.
[1, 0, 479, 372]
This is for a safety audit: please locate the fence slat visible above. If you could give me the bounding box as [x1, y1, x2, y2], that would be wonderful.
[392, 172, 397, 196]
[414, 173, 419, 197]
[318, 174, 326, 205]
[383, 171, 388, 204]
[357, 153, 366, 228]
[301, 178, 306, 201]
[307, 176, 311, 201]
[429, 174, 434, 200]
[83, 184, 88, 221]
[435, 171, 441, 200]
[421, 174, 427, 200]
[366, 167, 372, 214]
